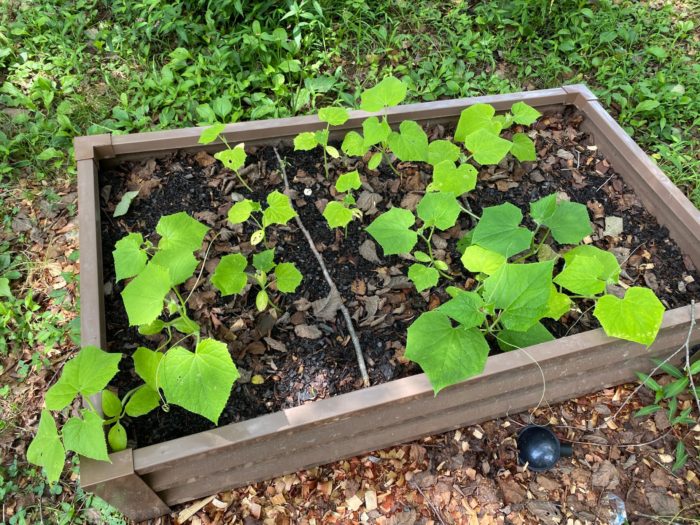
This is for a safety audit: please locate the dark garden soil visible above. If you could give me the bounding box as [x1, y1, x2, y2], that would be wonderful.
[99, 107, 700, 449]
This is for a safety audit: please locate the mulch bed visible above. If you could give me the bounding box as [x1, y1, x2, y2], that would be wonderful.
[99, 106, 699, 450]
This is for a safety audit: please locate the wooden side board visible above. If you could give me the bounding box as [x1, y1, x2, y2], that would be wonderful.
[75, 85, 700, 521]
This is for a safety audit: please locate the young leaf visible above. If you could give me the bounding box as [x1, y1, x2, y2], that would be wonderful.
[62, 411, 110, 461]
[405, 311, 489, 394]
[387, 120, 429, 162]
[472, 203, 533, 258]
[436, 289, 486, 329]
[672, 441, 688, 472]
[262, 191, 296, 227]
[214, 143, 246, 172]
[314, 129, 329, 147]
[414, 251, 431, 263]
[593, 287, 665, 346]
[326, 145, 340, 158]
[465, 128, 512, 165]
[544, 284, 572, 319]
[150, 249, 198, 286]
[360, 76, 407, 112]
[45, 346, 122, 411]
[125, 386, 160, 417]
[416, 192, 461, 230]
[341, 131, 367, 156]
[483, 261, 554, 331]
[318, 107, 350, 126]
[335, 170, 362, 193]
[198, 123, 226, 144]
[454, 103, 497, 143]
[563, 245, 620, 284]
[530, 194, 592, 244]
[211, 253, 248, 296]
[511, 101, 542, 125]
[274, 262, 303, 293]
[323, 201, 354, 229]
[362, 116, 391, 147]
[408, 264, 439, 292]
[170, 315, 200, 335]
[256, 289, 269, 311]
[460, 245, 506, 275]
[156, 212, 209, 252]
[108, 423, 128, 452]
[133, 346, 163, 392]
[253, 249, 276, 273]
[228, 199, 256, 224]
[428, 161, 477, 196]
[367, 152, 383, 170]
[511, 133, 536, 162]
[113, 190, 139, 218]
[554, 255, 606, 296]
[27, 410, 65, 484]
[366, 207, 418, 255]
[101, 390, 122, 418]
[294, 131, 319, 151]
[634, 405, 661, 417]
[121, 263, 172, 326]
[113, 233, 147, 282]
[497, 322, 554, 351]
[428, 140, 461, 166]
[160, 338, 239, 424]
[663, 377, 690, 399]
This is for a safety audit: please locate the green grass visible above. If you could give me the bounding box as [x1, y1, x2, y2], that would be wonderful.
[1, 0, 699, 521]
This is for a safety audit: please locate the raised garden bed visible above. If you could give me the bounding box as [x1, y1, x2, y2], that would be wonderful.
[73, 85, 700, 521]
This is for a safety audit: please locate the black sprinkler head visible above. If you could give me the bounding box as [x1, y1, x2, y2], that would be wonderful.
[517, 425, 573, 471]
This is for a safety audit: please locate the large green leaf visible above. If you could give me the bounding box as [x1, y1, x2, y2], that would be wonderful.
[62, 410, 109, 461]
[366, 207, 418, 255]
[262, 191, 296, 227]
[45, 346, 122, 410]
[436, 289, 486, 329]
[214, 143, 246, 172]
[335, 170, 362, 193]
[133, 346, 163, 391]
[160, 339, 239, 424]
[460, 245, 506, 275]
[427, 140, 461, 166]
[416, 192, 461, 230]
[465, 128, 512, 165]
[341, 131, 367, 156]
[498, 322, 554, 351]
[124, 386, 160, 417]
[274, 262, 303, 293]
[27, 410, 65, 483]
[428, 161, 477, 196]
[530, 194, 592, 244]
[405, 311, 489, 393]
[593, 287, 665, 346]
[293, 131, 318, 151]
[554, 255, 606, 296]
[472, 203, 533, 258]
[362, 116, 391, 147]
[359, 76, 407, 112]
[211, 253, 248, 296]
[252, 249, 276, 273]
[113, 233, 147, 282]
[198, 123, 226, 144]
[121, 263, 172, 326]
[156, 212, 209, 252]
[318, 107, 350, 126]
[150, 249, 198, 286]
[544, 284, 572, 319]
[228, 199, 257, 224]
[511, 133, 536, 162]
[483, 261, 554, 331]
[387, 120, 429, 162]
[454, 103, 498, 143]
[563, 245, 620, 284]
[511, 101, 542, 125]
[407, 263, 439, 292]
[323, 201, 354, 228]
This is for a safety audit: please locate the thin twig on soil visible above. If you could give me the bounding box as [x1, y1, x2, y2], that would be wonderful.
[683, 300, 700, 417]
[412, 483, 447, 525]
[273, 147, 370, 387]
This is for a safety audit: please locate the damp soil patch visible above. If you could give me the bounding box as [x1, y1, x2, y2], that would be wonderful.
[98, 107, 700, 448]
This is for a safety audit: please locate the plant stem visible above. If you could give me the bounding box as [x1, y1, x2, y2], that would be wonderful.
[234, 169, 252, 192]
[274, 147, 370, 387]
[459, 204, 480, 222]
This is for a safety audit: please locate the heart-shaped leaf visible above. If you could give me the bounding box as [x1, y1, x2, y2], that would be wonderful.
[593, 287, 664, 346]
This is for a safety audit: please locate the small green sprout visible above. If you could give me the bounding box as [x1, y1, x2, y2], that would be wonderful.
[322, 170, 363, 231]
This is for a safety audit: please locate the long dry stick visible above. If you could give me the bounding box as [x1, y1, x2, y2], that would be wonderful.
[273, 148, 370, 387]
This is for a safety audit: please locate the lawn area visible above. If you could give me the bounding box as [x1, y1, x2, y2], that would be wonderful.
[1, 0, 698, 522]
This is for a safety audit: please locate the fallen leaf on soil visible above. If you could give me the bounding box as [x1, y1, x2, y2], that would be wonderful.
[194, 150, 217, 167]
[604, 216, 624, 237]
[359, 239, 381, 264]
[312, 290, 343, 321]
[294, 324, 322, 339]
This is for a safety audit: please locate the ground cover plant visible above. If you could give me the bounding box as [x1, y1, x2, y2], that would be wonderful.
[2, 0, 700, 521]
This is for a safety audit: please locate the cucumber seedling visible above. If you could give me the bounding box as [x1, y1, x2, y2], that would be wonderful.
[322, 170, 363, 232]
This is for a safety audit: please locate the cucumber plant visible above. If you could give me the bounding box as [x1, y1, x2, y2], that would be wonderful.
[294, 107, 350, 178]
[227, 190, 297, 246]
[198, 123, 251, 191]
[211, 248, 303, 311]
[322, 170, 363, 231]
